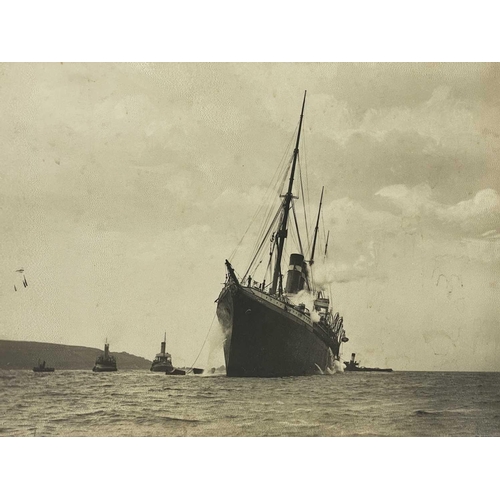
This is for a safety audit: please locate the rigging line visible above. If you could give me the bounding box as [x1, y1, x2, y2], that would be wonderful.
[289, 218, 299, 256]
[228, 126, 297, 262]
[186, 312, 217, 373]
[291, 200, 304, 255]
[298, 115, 311, 241]
[246, 196, 283, 272]
[308, 264, 314, 294]
[320, 209, 328, 251]
[298, 160, 310, 253]
[243, 146, 295, 267]
[243, 204, 283, 280]
[301, 115, 311, 222]
[229, 190, 279, 263]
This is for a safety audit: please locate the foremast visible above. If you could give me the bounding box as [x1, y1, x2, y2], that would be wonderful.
[270, 90, 307, 296]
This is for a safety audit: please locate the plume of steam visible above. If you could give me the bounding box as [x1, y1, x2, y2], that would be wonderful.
[286, 290, 321, 322]
[315, 350, 344, 375]
[333, 359, 344, 373]
[206, 322, 228, 370]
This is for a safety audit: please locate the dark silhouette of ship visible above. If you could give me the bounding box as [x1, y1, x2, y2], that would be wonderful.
[216, 92, 349, 377]
[151, 333, 204, 375]
[92, 340, 117, 372]
[343, 353, 393, 372]
[33, 359, 54, 372]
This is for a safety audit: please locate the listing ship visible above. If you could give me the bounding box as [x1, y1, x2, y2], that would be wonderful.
[216, 92, 349, 377]
[33, 359, 55, 373]
[92, 340, 117, 372]
[151, 333, 204, 375]
[344, 353, 393, 372]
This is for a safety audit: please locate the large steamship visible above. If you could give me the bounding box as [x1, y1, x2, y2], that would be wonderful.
[216, 92, 349, 377]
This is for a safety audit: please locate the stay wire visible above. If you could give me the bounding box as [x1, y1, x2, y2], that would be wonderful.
[186, 312, 217, 373]
[228, 127, 296, 262]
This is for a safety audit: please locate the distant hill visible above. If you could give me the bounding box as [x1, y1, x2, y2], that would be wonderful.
[0, 340, 151, 370]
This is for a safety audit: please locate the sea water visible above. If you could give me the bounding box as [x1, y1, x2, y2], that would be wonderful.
[1, 370, 499, 436]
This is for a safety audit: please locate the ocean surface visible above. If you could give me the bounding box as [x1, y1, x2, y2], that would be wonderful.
[1, 370, 499, 436]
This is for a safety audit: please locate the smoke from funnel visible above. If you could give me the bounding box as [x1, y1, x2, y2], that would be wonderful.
[286, 289, 321, 322]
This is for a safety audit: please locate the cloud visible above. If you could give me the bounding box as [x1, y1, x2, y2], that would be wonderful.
[376, 184, 500, 236]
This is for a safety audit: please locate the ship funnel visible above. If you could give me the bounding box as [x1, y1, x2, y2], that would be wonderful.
[161, 339, 166, 355]
[285, 254, 305, 294]
[104, 342, 110, 358]
[350, 353, 356, 363]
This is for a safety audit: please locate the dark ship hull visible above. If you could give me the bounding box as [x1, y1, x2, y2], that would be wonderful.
[92, 363, 117, 372]
[343, 353, 392, 372]
[344, 365, 393, 373]
[150, 335, 190, 375]
[217, 284, 337, 377]
[166, 368, 186, 375]
[150, 361, 172, 372]
[150, 362, 186, 375]
[93, 341, 117, 372]
[33, 360, 54, 372]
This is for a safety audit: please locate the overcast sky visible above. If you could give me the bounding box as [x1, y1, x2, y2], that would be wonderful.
[0, 62, 498, 371]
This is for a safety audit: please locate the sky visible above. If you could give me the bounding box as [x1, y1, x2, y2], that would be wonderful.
[0, 62, 498, 371]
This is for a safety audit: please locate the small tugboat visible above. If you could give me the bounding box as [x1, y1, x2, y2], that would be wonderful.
[33, 359, 55, 373]
[150, 333, 203, 375]
[343, 353, 393, 372]
[92, 339, 117, 372]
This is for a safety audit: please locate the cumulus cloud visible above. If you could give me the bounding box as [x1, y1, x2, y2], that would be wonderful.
[376, 184, 500, 236]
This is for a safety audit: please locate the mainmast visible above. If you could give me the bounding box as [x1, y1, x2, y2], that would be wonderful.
[270, 91, 307, 295]
[309, 186, 324, 266]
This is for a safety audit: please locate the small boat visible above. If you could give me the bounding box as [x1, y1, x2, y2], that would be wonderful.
[33, 359, 55, 373]
[92, 340, 117, 372]
[150, 333, 204, 375]
[150, 332, 175, 373]
[343, 353, 393, 372]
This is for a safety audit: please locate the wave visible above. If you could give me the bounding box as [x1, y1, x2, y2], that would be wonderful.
[414, 408, 479, 416]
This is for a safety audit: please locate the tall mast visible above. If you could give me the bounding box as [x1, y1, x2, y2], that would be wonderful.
[270, 91, 307, 295]
[309, 186, 324, 266]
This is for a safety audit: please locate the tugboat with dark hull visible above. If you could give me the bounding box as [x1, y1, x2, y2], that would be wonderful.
[92, 340, 117, 372]
[216, 92, 349, 377]
[344, 353, 393, 372]
[33, 360, 55, 373]
[150, 333, 204, 375]
[150, 333, 184, 375]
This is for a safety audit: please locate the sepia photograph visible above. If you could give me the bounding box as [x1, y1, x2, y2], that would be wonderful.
[2, 2, 499, 497]
[1, 61, 498, 439]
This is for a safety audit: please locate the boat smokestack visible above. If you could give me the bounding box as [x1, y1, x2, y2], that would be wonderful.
[285, 253, 305, 294]
[104, 342, 109, 358]
[351, 353, 356, 363]
[161, 333, 166, 355]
